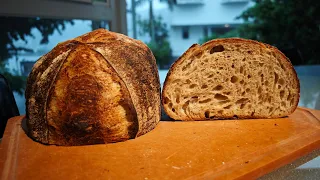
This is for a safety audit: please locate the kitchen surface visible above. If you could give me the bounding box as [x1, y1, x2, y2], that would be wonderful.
[3, 65, 318, 179]
[1, 108, 319, 179]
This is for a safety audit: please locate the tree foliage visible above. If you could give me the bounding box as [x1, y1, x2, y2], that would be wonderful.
[239, 0, 320, 65]
[202, 0, 320, 65]
[0, 17, 73, 93]
[147, 40, 172, 69]
[200, 29, 239, 44]
[138, 16, 172, 69]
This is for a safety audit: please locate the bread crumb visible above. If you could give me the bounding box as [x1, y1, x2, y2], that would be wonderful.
[162, 38, 299, 121]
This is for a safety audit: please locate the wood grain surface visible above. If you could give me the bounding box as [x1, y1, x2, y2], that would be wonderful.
[0, 107, 319, 180]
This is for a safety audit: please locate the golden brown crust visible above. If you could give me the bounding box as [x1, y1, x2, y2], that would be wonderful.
[26, 29, 160, 145]
[162, 38, 300, 120]
[26, 42, 75, 143]
[80, 29, 161, 137]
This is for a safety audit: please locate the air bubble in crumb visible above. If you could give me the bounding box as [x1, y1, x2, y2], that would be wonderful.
[201, 84, 208, 89]
[214, 93, 229, 100]
[231, 76, 238, 83]
[210, 45, 224, 54]
[205, 111, 210, 118]
[213, 85, 223, 91]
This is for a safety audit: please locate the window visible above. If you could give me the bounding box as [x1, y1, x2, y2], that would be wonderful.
[211, 26, 232, 35]
[176, 0, 204, 5]
[182, 26, 189, 39]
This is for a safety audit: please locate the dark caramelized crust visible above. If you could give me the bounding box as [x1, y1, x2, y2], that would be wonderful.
[75, 30, 160, 137]
[25, 29, 160, 145]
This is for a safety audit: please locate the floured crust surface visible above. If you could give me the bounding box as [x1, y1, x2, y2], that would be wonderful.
[26, 29, 160, 145]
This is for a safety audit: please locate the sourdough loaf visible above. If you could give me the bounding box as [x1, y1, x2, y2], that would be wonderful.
[162, 38, 300, 120]
[26, 29, 161, 145]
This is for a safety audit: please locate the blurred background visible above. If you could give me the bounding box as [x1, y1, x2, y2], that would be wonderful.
[0, 0, 319, 115]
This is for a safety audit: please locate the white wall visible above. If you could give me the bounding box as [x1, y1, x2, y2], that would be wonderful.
[171, 0, 254, 26]
[169, 26, 204, 57]
[169, 0, 254, 57]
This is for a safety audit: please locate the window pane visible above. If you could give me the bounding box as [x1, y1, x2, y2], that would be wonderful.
[182, 26, 189, 39]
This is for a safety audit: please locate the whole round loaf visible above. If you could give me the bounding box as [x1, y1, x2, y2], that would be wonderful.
[25, 29, 161, 146]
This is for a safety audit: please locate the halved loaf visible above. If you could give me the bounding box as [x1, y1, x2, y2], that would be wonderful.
[162, 38, 300, 120]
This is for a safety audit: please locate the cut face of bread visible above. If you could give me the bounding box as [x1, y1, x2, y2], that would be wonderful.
[162, 38, 300, 120]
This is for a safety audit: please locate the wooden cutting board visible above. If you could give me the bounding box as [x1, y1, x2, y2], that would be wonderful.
[0, 107, 319, 180]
